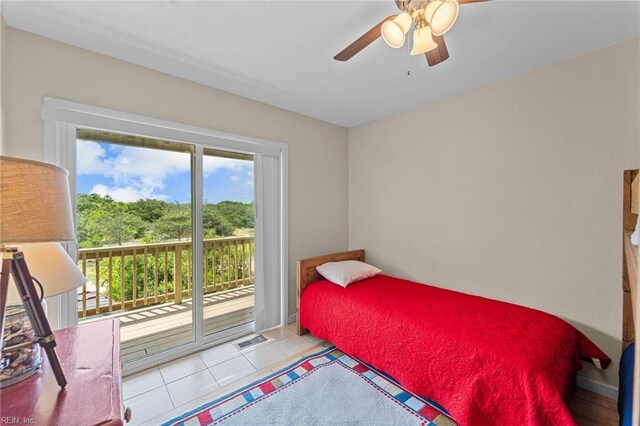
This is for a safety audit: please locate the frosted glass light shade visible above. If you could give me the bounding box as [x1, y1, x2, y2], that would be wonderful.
[6, 243, 87, 305]
[0, 156, 75, 243]
[425, 0, 459, 36]
[381, 12, 412, 48]
[410, 27, 438, 55]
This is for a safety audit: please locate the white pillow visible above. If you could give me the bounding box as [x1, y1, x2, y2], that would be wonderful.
[316, 260, 382, 287]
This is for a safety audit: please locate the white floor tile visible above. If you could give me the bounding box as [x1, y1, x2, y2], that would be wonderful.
[159, 353, 207, 384]
[165, 370, 220, 407]
[261, 325, 295, 342]
[132, 326, 309, 424]
[123, 367, 165, 400]
[303, 334, 326, 346]
[199, 343, 241, 368]
[209, 355, 257, 387]
[124, 385, 174, 426]
[144, 384, 234, 426]
[274, 334, 317, 356]
[244, 343, 289, 370]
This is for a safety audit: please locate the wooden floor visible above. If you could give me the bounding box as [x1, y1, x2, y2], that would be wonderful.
[81, 286, 254, 363]
[569, 388, 619, 426]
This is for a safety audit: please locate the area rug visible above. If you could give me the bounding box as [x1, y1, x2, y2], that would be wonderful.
[163, 346, 457, 426]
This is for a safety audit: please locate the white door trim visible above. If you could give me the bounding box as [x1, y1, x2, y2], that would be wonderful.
[42, 97, 285, 156]
[42, 97, 288, 372]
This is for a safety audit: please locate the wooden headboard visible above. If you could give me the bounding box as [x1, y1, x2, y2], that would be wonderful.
[623, 170, 638, 349]
[296, 249, 364, 335]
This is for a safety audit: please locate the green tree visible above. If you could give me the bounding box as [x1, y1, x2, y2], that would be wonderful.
[77, 194, 147, 247]
[76, 210, 93, 248]
[203, 204, 234, 237]
[94, 207, 147, 246]
[77, 193, 115, 212]
[154, 203, 191, 241]
[128, 199, 169, 223]
[75, 194, 255, 248]
[214, 201, 254, 228]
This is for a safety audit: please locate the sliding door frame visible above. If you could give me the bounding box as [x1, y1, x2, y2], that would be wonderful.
[42, 97, 288, 374]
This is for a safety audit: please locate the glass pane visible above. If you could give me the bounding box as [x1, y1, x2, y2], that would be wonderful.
[202, 149, 255, 337]
[75, 131, 194, 363]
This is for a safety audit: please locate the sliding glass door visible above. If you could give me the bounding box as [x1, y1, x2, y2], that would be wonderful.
[73, 130, 257, 367]
[202, 149, 255, 339]
[75, 130, 197, 363]
[44, 97, 287, 373]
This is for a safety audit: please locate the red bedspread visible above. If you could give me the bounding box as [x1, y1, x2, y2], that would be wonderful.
[300, 274, 610, 425]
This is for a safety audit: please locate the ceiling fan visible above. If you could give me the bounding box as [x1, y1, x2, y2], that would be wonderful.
[334, 0, 487, 67]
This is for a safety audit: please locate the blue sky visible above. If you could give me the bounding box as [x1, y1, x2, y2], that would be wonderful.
[77, 140, 254, 204]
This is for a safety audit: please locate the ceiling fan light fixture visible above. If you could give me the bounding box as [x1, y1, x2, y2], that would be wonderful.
[381, 12, 412, 48]
[410, 26, 438, 55]
[424, 0, 459, 36]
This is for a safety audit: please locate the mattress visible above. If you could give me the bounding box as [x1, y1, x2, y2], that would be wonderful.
[300, 274, 610, 425]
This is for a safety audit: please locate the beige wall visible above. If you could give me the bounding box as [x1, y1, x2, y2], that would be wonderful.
[4, 18, 638, 389]
[1, 25, 349, 317]
[349, 38, 640, 387]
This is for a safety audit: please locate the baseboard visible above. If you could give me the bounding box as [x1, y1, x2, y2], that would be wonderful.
[576, 375, 619, 400]
[288, 313, 297, 324]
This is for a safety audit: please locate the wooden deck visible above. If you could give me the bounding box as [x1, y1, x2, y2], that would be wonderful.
[81, 286, 254, 363]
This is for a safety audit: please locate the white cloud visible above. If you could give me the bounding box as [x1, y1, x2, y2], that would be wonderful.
[203, 156, 249, 176]
[229, 175, 241, 182]
[78, 140, 253, 201]
[77, 140, 110, 175]
[90, 184, 169, 203]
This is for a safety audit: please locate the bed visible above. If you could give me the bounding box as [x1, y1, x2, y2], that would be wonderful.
[296, 249, 611, 425]
[621, 169, 639, 426]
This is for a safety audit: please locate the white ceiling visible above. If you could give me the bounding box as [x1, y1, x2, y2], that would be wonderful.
[3, 1, 639, 127]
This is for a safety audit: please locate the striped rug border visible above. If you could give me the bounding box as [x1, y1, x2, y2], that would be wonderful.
[162, 345, 456, 426]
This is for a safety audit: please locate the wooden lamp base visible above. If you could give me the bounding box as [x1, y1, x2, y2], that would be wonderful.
[0, 248, 66, 388]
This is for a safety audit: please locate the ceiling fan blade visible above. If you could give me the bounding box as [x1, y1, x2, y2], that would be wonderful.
[425, 35, 450, 67]
[334, 15, 397, 62]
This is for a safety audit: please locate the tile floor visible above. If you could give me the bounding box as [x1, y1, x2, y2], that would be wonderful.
[123, 323, 325, 425]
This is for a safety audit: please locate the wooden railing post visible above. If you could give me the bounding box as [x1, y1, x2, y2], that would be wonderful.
[174, 244, 183, 305]
[132, 248, 137, 308]
[81, 253, 87, 318]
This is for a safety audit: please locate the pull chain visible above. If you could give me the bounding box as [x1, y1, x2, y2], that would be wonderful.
[407, 26, 413, 77]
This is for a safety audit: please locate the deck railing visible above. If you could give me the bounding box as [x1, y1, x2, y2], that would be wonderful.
[78, 236, 254, 318]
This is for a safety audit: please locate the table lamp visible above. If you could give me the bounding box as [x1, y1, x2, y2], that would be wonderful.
[0, 155, 86, 389]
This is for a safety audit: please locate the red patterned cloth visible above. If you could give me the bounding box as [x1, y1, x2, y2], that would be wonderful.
[300, 274, 610, 425]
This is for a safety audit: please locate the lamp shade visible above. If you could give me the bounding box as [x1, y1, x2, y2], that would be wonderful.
[424, 0, 459, 36]
[410, 27, 439, 55]
[0, 156, 75, 243]
[381, 12, 412, 48]
[6, 243, 87, 305]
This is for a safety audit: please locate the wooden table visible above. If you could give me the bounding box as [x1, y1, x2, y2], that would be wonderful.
[0, 319, 125, 425]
